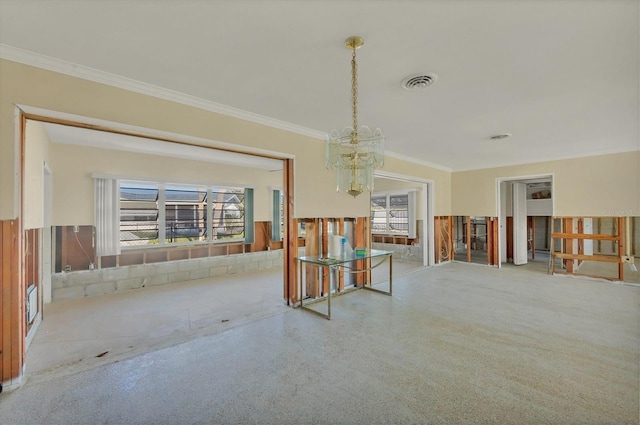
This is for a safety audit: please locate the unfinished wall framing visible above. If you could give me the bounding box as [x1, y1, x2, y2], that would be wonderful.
[297, 217, 371, 304]
[550, 216, 638, 281]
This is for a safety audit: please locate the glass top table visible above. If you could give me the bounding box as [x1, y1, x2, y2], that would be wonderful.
[297, 249, 393, 320]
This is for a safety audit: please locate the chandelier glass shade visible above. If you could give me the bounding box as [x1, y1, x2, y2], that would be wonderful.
[325, 36, 385, 198]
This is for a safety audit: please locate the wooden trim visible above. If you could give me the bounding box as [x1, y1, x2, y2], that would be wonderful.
[23, 113, 287, 161]
[283, 158, 296, 305]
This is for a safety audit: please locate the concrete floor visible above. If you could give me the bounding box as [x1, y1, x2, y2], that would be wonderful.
[1, 261, 638, 424]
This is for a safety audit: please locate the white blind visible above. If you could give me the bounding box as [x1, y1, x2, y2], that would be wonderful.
[94, 178, 121, 256]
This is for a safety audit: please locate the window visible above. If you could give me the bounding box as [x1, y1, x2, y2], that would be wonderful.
[165, 186, 207, 243]
[212, 188, 245, 240]
[120, 183, 159, 246]
[119, 181, 251, 247]
[370, 191, 416, 237]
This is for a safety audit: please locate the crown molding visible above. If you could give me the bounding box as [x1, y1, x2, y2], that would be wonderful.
[1, 44, 459, 173]
[453, 146, 640, 172]
[0, 44, 326, 140]
[383, 150, 452, 172]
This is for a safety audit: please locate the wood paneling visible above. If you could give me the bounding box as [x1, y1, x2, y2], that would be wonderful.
[1, 219, 23, 384]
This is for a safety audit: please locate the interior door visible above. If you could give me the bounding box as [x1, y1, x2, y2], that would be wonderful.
[512, 182, 528, 265]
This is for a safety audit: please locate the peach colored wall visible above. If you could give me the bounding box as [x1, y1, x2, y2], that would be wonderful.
[452, 151, 640, 217]
[1, 59, 452, 220]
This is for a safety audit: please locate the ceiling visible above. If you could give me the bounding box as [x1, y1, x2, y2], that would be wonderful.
[1, 0, 638, 171]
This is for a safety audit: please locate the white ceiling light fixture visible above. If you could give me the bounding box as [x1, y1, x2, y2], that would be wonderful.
[326, 36, 385, 198]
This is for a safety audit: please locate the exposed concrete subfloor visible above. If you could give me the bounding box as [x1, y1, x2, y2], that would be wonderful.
[1, 261, 638, 424]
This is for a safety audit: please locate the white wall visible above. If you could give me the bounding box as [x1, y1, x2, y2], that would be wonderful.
[48, 143, 281, 226]
[23, 120, 52, 229]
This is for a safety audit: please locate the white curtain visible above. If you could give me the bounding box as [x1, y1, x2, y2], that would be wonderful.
[94, 178, 121, 256]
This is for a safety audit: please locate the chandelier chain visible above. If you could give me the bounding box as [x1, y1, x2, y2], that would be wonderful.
[351, 47, 358, 143]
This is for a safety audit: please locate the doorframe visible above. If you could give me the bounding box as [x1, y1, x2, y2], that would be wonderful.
[495, 173, 554, 269]
[12, 105, 295, 387]
[374, 170, 435, 267]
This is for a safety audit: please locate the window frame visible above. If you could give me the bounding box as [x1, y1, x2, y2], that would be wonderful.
[119, 179, 252, 249]
[370, 190, 417, 237]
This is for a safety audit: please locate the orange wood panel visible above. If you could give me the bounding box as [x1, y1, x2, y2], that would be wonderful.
[283, 158, 297, 305]
[1, 219, 23, 384]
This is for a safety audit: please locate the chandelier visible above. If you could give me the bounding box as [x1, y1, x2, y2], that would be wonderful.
[326, 36, 385, 197]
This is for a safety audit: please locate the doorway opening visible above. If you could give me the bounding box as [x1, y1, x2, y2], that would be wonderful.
[497, 175, 554, 271]
[20, 110, 292, 376]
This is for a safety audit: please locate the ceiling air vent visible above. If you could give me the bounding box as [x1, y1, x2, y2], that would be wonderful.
[402, 73, 438, 90]
[489, 133, 512, 140]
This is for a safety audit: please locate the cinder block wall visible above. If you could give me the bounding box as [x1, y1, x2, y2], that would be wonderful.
[51, 249, 284, 301]
[371, 242, 423, 263]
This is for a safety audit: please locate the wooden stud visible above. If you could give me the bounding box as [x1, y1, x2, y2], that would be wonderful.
[304, 219, 319, 298]
[354, 217, 366, 287]
[448, 216, 454, 261]
[466, 216, 471, 263]
[484, 217, 493, 265]
[493, 217, 500, 266]
[618, 217, 624, 282]
[576, 218, 584, 266]
[434, 217, 440, 263]
[530, 217, 536, 260]
[564, 218, 574, 273]
[337, 217, 345, 291]
[321, 218, 329, 295]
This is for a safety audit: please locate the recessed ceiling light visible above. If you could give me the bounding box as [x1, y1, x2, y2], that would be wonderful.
[402, 73, 438, 90]
[489, 133, 512, 140]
